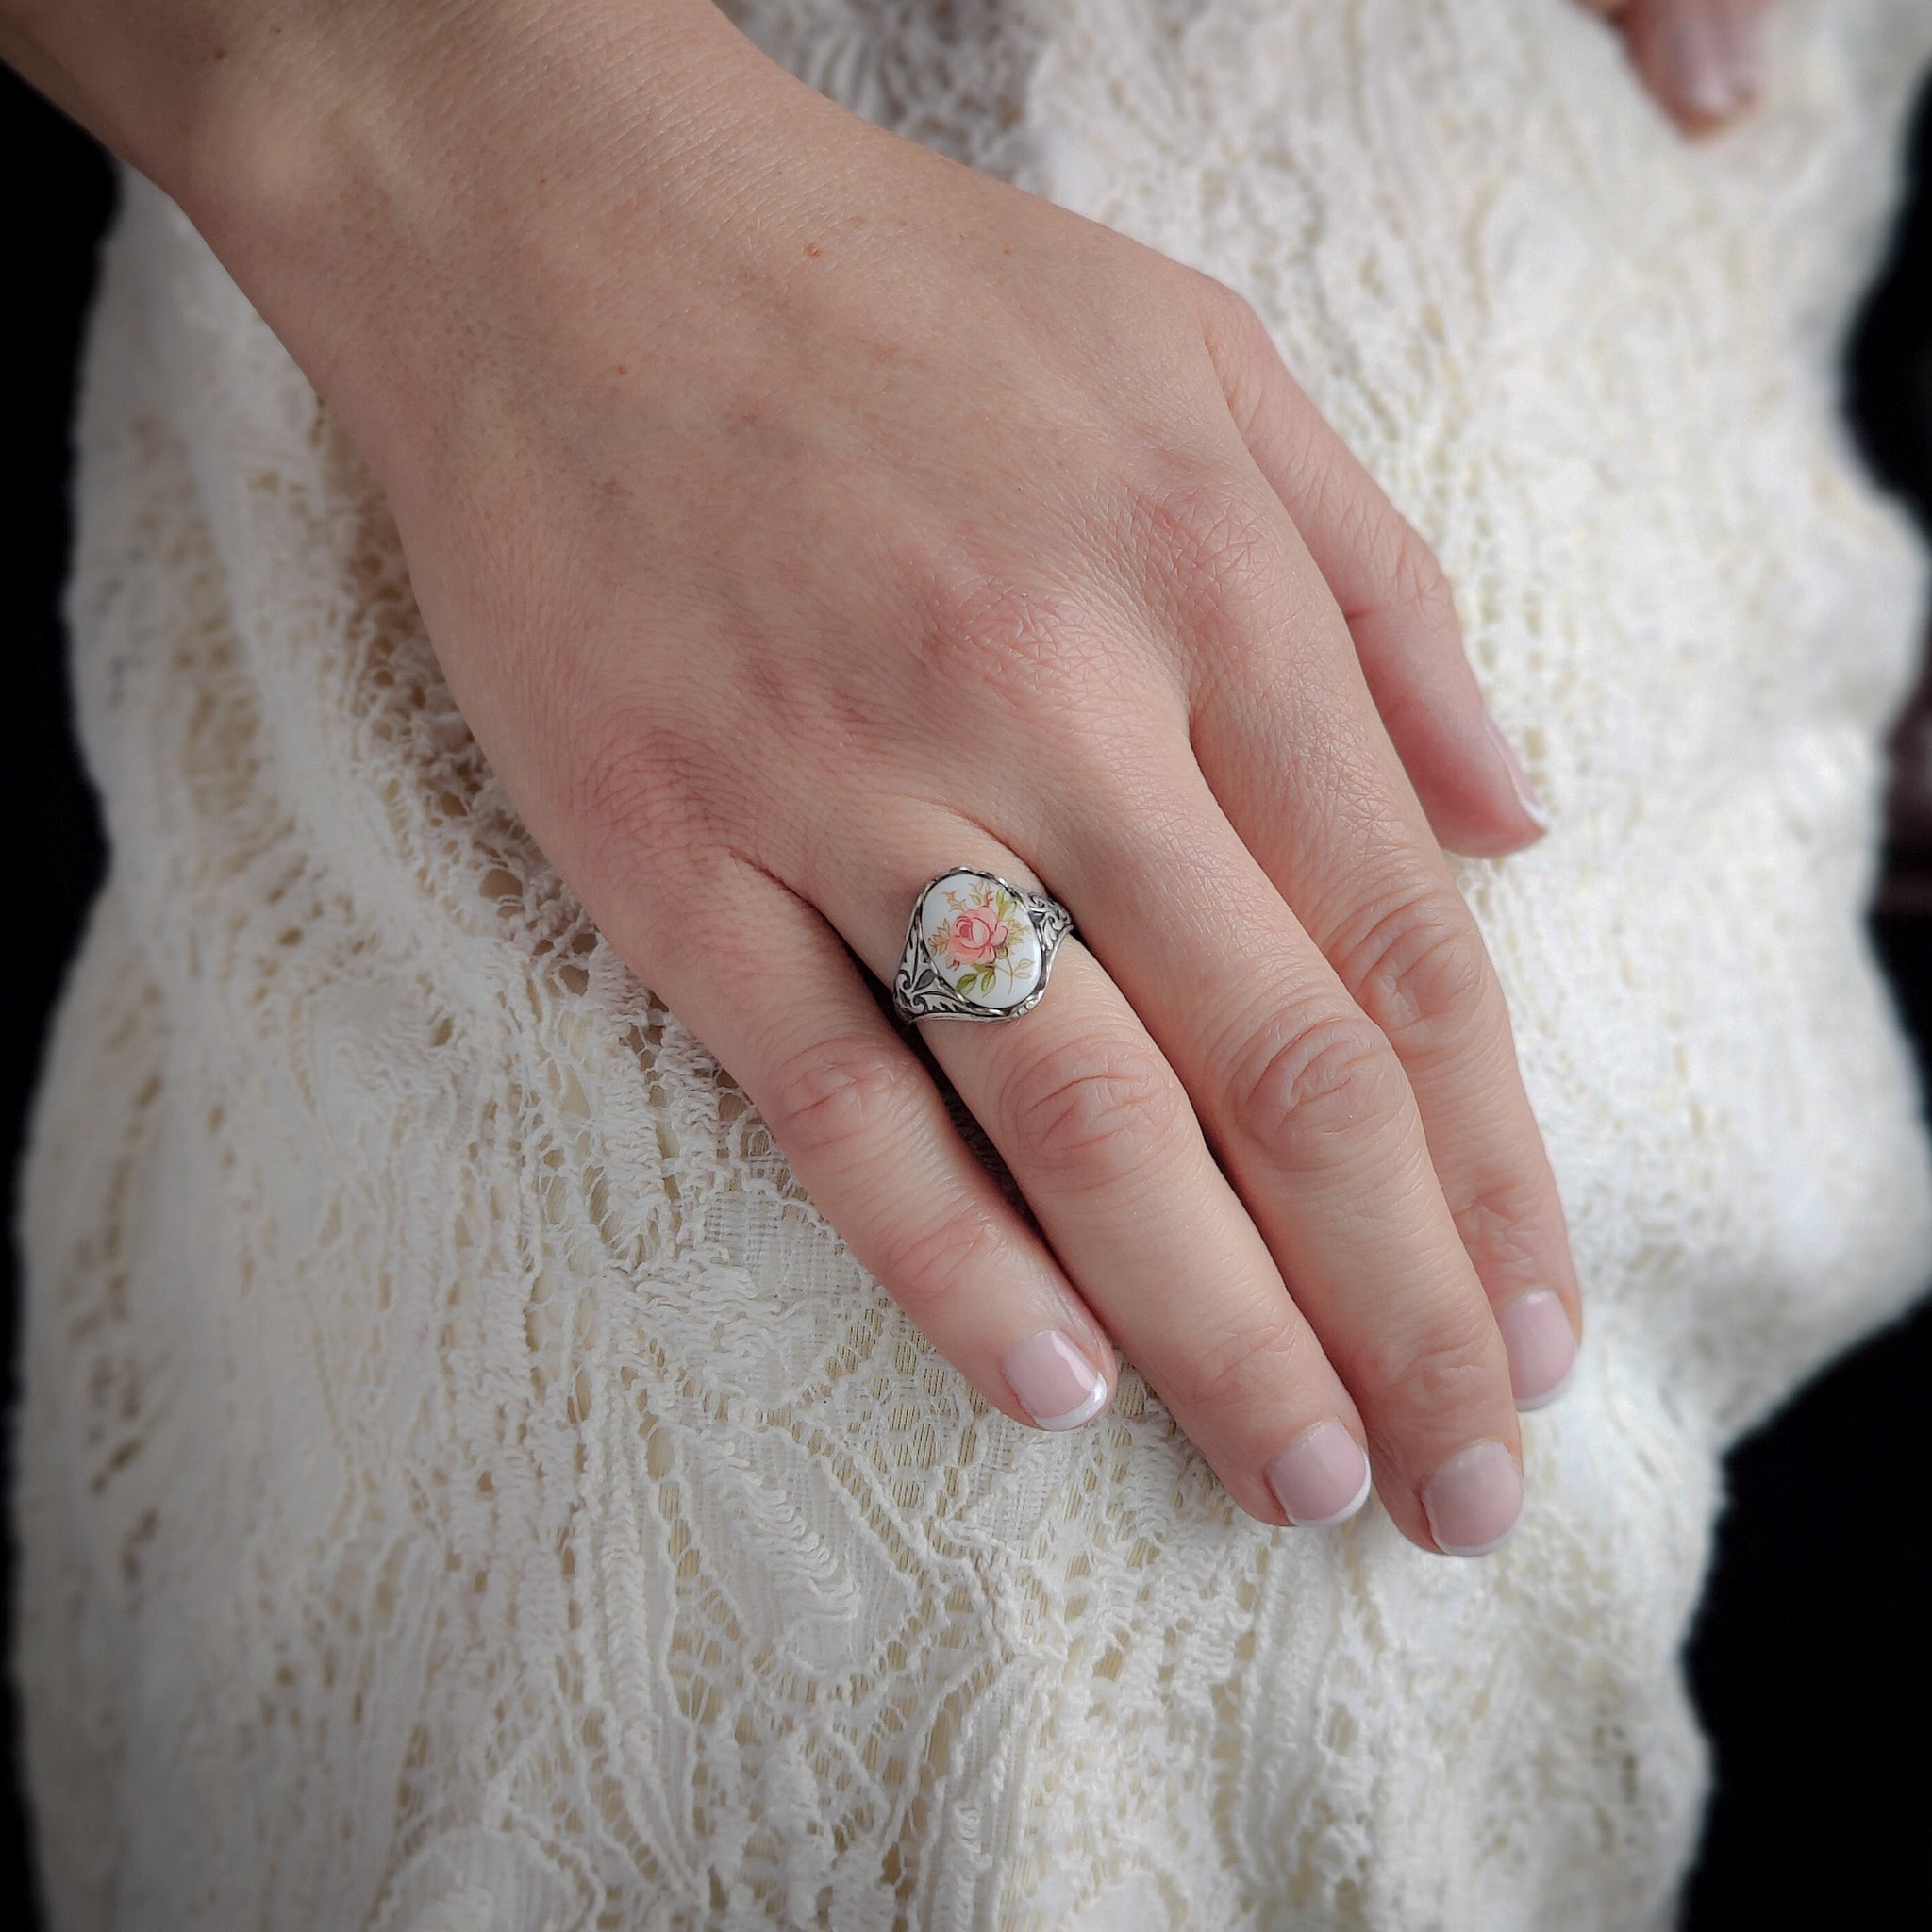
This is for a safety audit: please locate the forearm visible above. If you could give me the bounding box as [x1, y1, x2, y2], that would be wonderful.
[1, 1, 438, 201]
[0, 1, 731, 182]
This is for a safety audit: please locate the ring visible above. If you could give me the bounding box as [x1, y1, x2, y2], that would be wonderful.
[891, 866, 1076, 1024]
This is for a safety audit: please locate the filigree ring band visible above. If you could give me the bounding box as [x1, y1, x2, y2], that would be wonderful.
[891, 867, 1075, 1024]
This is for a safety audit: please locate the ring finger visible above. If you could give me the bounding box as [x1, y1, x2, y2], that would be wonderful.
[803, 808, 1385, 1535]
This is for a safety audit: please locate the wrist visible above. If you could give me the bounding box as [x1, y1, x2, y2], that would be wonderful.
[178, 1, 748, 308]
[3, 2, 731, 193]
[193, 2, 843, 489]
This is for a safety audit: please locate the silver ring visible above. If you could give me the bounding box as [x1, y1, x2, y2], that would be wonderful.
[891, 866, 1075, 1024]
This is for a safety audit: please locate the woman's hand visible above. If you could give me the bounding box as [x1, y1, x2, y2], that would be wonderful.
[1582, 0, 1774, 132]
[9, 0, 1581, 1556]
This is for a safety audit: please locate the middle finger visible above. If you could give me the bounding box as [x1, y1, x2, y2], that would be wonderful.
[1033, 759, 1531, 1557]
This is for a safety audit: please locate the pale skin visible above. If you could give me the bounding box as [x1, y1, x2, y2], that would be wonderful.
[2, 0, 1774, 1557]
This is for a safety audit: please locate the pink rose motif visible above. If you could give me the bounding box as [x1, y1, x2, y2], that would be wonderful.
[948, 903, 1010, 965]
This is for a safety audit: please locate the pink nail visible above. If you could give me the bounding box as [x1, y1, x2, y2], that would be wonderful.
[1266, 1420, 1374, 1527]
[1483, 712, 1551, 833]
[1498, 1290, 1579, 1411]
[1669, 20, 1742, 120]
[1717, 12, 1766, 103]
[1002, 1328, 1110, 1429]
[1421, 1440, 1524, 1557]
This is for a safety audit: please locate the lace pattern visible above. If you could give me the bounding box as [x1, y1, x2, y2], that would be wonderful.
[16, 2, 1932, 1925]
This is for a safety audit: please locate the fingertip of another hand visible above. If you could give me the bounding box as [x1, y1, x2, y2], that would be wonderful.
[1639, 9, 1768, 138]
[1663, 88, 1765, 141]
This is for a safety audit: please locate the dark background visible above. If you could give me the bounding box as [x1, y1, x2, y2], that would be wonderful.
[5, 59, 1931, 1930]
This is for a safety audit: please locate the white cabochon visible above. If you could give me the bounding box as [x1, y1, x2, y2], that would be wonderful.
[917, 871, 1042, 1010]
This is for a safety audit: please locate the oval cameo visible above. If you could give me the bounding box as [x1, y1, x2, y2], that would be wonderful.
[916, 871, 1043, 1011]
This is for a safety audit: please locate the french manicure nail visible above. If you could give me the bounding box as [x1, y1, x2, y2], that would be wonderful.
[1267, 1420, 1374, 1527]
[1003, 1327, 1110, 1430]
[1422, 1440, 1524, 1557]
[1482, 712, 1551, 833]
[1668, 20, 1742, 120]
[1498, 1289, 1579, 1411]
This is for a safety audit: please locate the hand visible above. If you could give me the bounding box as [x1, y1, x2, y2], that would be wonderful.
[1580, 0, 1774, 132]
[11, 0, 1581, 1557]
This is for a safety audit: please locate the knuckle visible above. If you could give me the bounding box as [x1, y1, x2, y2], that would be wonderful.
[1230, 1010, 1410, 1171]
[1172, 1305, 1317, 1416]
[910, 561, 1124, 711]
[568, 714, 722, 877]
[877, 1205, 1008, 1319]
[1385, 521, 1460, 641]
[1340, 891, 1495, 1056]
[1190, 275, 1275, 378]
[1137, 475, 1298, 629]
[1448, 1169, 1555, 1280]
[764, 1035, 924, 1173]
[1194, 272, 1261, 331]
[1365, 1302, 1501, 1422]
[1002, 1033, 1184, 1188]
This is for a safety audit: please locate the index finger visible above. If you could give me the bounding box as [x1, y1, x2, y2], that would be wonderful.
[1167, 496, 1585, 1421]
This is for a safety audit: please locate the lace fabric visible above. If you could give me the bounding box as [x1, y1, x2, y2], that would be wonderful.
[15, 2, 1932, 1925]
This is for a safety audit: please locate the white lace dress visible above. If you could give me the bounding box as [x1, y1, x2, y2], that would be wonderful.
[16, 1, 1932, 1926]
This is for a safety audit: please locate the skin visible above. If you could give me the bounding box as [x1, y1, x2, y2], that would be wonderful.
[1583, 0, 1775, 133]
[0, 0, 1771, 1556]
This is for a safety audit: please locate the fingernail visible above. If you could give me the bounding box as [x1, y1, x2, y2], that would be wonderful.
[1482, 712, 1551, 834]
[1421, 1440, 1524, 1557]
[1498, 1289, 1579, 1411]
[1667, 19, 1745, 120]
[1002, 1328, 1110, 1430]
[1717, 13, 1766, 103]
[1266, 1420, 1374, 1527]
